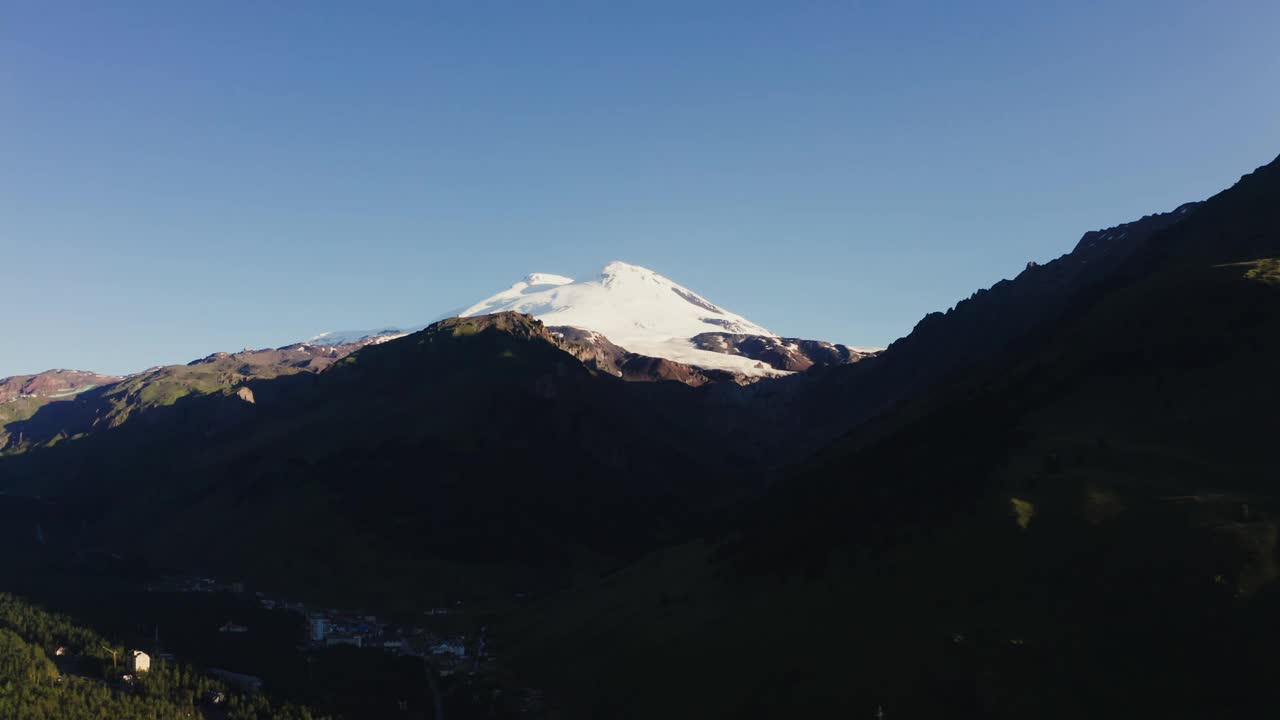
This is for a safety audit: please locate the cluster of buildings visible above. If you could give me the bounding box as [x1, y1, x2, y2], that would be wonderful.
[146, 576, 245, 594]
[304, 611, 396, 650]
[135, 574, 553, 715]
[148, 575, 493, 679]
[297, 605, 485, 676]
[254, 591, 486, 676]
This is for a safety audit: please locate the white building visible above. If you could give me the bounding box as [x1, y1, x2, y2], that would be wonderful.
[129, 651, 151, 674]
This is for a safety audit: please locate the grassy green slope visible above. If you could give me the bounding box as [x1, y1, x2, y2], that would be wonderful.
[0, 346, 355, 455]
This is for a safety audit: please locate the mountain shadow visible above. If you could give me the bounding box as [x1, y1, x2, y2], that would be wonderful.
[502, 154, 1280, 719]
[0, 313, 774, 609]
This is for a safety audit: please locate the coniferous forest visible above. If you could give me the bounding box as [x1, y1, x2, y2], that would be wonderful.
[0, 593, 328, 720]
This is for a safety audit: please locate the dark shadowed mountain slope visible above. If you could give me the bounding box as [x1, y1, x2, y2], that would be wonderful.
[740, 154, 1280, 570]
[504, 155, 1280, 719]
[0, 313, 769, 608]
[742, 197, 1205, 459]
[1, 318, 777, 456]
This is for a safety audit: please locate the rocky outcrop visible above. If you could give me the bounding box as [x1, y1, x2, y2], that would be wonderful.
[546, 326, 632, 376]
[690, 333, 876, 372]
[549, 326, 721, 386]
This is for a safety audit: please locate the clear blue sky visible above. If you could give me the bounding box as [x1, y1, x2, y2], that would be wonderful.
[2, 1, 1278, 376]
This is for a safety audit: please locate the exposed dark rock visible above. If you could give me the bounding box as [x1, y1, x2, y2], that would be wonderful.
[549, 326, 719, 386]
[691, 333, 876, 372]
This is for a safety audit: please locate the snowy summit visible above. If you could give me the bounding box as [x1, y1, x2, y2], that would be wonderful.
[309, 261, 813, 376]
[456, 262, 782, 375]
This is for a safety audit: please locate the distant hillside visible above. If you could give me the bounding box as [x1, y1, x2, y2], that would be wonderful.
[0, 339, 387, 454]
[0, 370, 120, 441]
[0, 369, 120, 403]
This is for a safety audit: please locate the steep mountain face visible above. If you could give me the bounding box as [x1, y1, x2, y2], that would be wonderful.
[0, 339, 381, 453]
[313, 261, 874, 380]
[548, 326, 721, 386]
[735, 197, 1208, 460]
[508, 155, 1280, 719]
[877, 200, 1202, 389]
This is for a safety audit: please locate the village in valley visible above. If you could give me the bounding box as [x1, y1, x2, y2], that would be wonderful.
[146, 575, 494, 680]
[129, 574, 548, 716]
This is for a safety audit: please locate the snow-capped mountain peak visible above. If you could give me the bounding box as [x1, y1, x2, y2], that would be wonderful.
[307, 261, 871, 379]
[448, 258, 778, 371]
[462, 261, 772, 336]
[458, 273, 575, 319]
[454, 261, 781, 374]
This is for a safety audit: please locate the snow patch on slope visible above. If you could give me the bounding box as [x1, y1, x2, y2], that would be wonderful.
[308, 328, 413, 346]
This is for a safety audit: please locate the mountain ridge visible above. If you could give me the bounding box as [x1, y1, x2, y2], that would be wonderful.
[0, 337, 393, 454]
